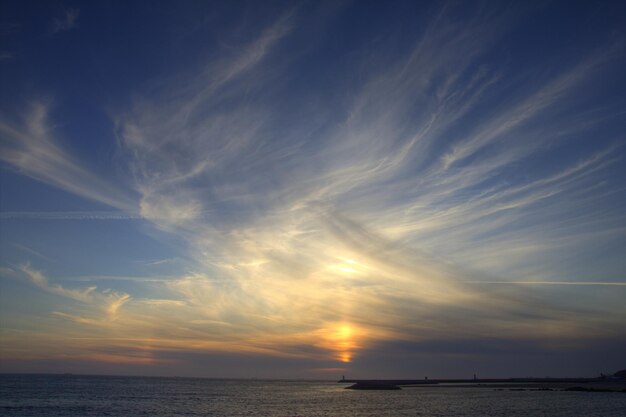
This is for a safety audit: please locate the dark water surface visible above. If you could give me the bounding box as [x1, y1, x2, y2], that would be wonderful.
[1, 374, 625, 416]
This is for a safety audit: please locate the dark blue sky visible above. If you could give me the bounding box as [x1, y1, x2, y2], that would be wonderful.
[1, 0, 625, 378]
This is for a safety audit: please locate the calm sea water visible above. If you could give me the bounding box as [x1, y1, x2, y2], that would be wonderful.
[1, 374, 625, 417]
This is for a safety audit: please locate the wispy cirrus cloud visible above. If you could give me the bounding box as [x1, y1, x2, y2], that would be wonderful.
[10, 264, 131, 320]
[0, 101, 137, 212]
[51, 8, 79, 34]
[105, 3, 626, 362]
[18, 263, 96, 303]
[118, 9, 296, 230]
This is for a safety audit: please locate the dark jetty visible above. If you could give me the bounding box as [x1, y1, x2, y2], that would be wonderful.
[613, 369, 626, 379]
[339, 368, 626, 392]
[565, 386, 626, 393]
[346, 382, 401, 390]
[340, 377, 599, 385]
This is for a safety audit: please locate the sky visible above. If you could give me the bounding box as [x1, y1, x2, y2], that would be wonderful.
[0, 0, 625, 379]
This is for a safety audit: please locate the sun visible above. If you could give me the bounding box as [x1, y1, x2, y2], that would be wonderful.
[336, 325, 354, 362]
[338, 325, 352, 339]
[318, 323, 358, 363]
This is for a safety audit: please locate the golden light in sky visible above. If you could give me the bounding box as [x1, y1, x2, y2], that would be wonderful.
[333, 258, 364, 275]
[316, 323, 359, 363]
[336, 325, 354, 363]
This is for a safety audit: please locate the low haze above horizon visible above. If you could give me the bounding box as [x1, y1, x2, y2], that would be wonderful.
[1, 0, 625, 379]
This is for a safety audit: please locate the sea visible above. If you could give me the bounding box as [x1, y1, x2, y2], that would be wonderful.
[1, 374, 625, 417]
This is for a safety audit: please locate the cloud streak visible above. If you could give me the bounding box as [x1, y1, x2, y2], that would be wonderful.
[51, 8, 79, 34]
[0, 211, 142, 220]
[9, 265, 131, 320]
[19, 264, 96, 303]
